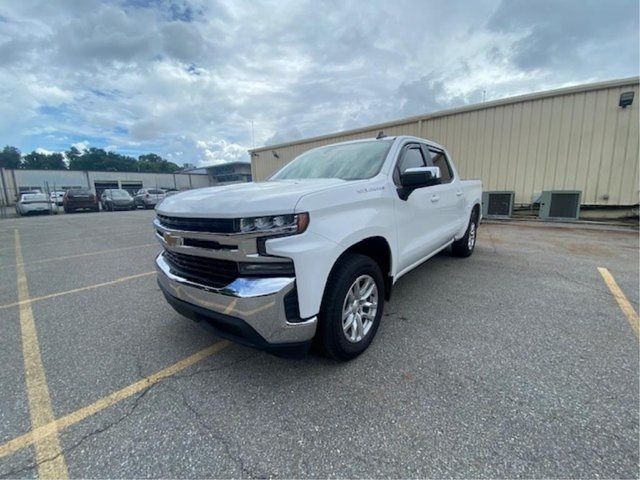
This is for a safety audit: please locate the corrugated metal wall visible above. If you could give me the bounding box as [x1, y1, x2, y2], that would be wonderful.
[250, 78, 640, 206]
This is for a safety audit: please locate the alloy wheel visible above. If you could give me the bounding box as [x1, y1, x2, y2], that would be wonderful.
[341, 274, 378, 343]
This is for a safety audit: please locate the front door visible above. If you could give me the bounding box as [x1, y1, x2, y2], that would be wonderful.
[393, 143, 445, 274]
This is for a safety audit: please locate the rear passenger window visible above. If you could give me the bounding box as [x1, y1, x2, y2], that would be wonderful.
[429, 149, 453, 183]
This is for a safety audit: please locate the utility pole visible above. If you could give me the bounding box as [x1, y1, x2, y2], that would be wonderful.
[251, 120, 255, 150]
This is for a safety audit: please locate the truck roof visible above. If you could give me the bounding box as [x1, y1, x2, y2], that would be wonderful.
[315, 135, 446, 152]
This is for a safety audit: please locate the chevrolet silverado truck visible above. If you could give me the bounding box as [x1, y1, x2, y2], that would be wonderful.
[155, 135, 482, 360]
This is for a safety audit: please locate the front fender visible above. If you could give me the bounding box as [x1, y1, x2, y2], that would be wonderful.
[266, 231, 342, 319]
[267, 192, 396, 319]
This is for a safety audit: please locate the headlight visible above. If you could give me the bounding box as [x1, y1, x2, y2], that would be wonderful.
[239, 212, 309, 235]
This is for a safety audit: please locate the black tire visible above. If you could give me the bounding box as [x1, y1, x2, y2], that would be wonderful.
[317, 253, 384, 361]
[451, 210, 479, 258]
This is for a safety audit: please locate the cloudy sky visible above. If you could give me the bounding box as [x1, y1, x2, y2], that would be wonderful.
[0, 0, 638, 166]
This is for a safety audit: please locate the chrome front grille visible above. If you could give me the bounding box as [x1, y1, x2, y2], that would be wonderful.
[163, 250, 239, 288]
[157, 214, 237, 233]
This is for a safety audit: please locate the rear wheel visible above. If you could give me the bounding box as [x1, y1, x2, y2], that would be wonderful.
[451, 210, 478, 257]
[317, 254, 384, 361]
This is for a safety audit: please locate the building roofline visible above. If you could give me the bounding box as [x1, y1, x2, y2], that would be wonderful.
[6, 168, 202, 175]
[249, 76, 640, 153]
[203, 161, 251, 169]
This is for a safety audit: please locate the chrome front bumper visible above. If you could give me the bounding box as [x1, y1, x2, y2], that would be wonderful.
[156, 253, 317, 345]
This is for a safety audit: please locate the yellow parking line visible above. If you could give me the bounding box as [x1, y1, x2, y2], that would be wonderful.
[0, 229, 150, 253]
[0, 341, 230, 460]
[14, 230, 69, 479]
[0, 243, 158, 269]
[0, 271, 156, 310]
[598, 267, 639, 337]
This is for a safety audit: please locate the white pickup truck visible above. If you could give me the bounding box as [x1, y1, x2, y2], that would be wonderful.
[155, 136, 482, 360]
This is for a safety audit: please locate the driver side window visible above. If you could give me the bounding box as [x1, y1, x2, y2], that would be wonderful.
[399, 146, 426, 173]
[394, 144, 426, 184]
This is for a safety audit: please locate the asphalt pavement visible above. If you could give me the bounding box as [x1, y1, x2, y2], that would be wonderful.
[0, 210, 637, 478]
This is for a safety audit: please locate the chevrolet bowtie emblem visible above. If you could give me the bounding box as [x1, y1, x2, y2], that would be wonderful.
[163, 232, 183, 247]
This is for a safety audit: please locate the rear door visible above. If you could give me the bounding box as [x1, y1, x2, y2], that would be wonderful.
[393, 142, 445, 273]
[426, 148, 466, 239]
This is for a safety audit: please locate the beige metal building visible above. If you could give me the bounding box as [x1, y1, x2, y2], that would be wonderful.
[250, 77, 639, 208]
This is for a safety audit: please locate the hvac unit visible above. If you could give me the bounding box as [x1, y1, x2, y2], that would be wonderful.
[539, 190, 581, 221]
[482, 191, 514, 218]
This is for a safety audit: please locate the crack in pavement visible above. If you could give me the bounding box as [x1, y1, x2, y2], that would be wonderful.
[0, 385, 154, 479]
[0, 349, 251, 478]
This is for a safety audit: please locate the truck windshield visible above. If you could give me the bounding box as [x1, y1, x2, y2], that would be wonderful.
[270, 140, 393, 181]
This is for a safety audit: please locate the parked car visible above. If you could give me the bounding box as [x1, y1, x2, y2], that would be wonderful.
[16, 193, 53, 216]
[134, 188, 166, 209]
[63, 188, 99, 213]
[155, 135, 482, 360]
[101, 189, 135, 211]
[50, 190, 66, 206]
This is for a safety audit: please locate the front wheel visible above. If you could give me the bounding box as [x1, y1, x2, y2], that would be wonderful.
[451, 211, 478, 257]
[317, 254, 384, 361]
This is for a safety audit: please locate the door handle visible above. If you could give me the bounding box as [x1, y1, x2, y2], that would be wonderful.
[430, 194, 440, 202]
[456, 191, 463, 196]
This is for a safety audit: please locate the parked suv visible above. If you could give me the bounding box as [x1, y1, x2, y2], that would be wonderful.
[155, 136, 482, 360]
[134, 188, 166, 209]
[101, 189, 135, 211]
[63, 188, 99, 213]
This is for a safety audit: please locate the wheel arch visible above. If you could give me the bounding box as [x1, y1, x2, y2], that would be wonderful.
[471, 202, 481, 221]
[331, 236, 394, 301]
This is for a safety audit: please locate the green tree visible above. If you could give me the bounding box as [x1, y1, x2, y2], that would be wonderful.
[65, 146, 83, 163]
[138, 153, 163, 164]
[68, 148, 137, 171]
[65, 147, 180, 173]
[0, 145, 21, 169]
[21, 151, 66, 170]
[137, 153, 180, 173]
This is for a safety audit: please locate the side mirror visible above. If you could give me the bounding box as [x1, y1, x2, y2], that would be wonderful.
[400, 166, 441, 188]
[398, 166, 441, 201]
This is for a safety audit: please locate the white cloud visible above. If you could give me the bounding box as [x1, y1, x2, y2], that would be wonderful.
[34, 147, 56, 155]
[195, 138, 248, 165]
[71, 141, 90, 152]
[0, 0, 637, 163]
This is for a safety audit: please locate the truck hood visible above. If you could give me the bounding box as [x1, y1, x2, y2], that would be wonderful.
[157, 179, 346, 217]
